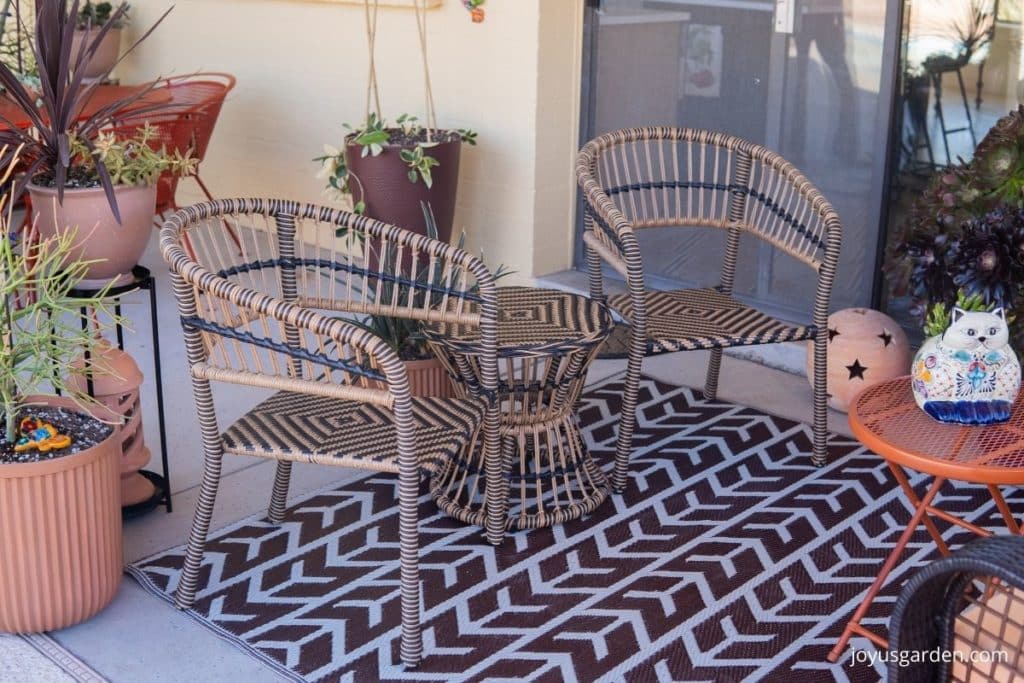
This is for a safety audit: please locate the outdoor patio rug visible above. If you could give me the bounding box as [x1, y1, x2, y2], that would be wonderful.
[127, 373, 1022, 682]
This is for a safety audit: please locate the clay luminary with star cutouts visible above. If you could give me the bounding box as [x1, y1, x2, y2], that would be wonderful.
[806, 308, 911, 412]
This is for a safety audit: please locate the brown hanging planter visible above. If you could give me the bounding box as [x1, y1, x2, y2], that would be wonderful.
[345, 135, 461, 243]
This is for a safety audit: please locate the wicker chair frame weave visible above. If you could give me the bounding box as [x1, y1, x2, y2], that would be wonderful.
[889, 535, 1024, 682]
[576, 127, 842, 490]
[160, 198, 503, 668]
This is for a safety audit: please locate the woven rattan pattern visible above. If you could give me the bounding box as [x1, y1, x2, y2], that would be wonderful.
[221, 391, 484, 475]
[852, 378, 1024, 480]
[603, 288, 815, 356]
[424, 287, 611, 357]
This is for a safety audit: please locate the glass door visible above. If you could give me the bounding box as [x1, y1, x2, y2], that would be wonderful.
[581, 0, 901, 322]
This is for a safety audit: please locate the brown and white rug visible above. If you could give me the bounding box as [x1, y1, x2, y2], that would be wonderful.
[128, 374, 1020, 682]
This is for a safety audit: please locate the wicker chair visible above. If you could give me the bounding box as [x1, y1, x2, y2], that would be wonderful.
[889, 535, 1024, 682]
[160, 198, 502, 667]
[576, 127, 842, 491]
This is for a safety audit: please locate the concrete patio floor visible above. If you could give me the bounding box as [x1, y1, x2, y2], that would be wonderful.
[0, 236, 853, 682]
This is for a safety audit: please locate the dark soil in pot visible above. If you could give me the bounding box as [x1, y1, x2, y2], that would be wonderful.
[31, 168, 103, 189]
[0, 406, 114, 464]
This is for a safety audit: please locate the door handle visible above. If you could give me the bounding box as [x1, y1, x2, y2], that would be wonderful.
[774, 0, 796, 34]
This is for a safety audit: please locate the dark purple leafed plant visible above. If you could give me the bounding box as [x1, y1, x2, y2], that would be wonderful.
[897, 206, 1024, 346]
[0, 0, 172, 221]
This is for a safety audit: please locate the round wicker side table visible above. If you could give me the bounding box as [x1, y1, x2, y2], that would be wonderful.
[424, 287, 613, 531]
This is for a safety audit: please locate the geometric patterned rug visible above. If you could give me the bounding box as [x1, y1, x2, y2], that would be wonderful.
[128, 373, 1022, 682]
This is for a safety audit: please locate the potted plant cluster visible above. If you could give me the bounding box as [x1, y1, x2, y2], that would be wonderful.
[71, 1, 129, 80]
[0, 148, 126, 633]
[315, 0, 477, 243]
[0, 0, 181, 287]
[895, 105, 1024, 347]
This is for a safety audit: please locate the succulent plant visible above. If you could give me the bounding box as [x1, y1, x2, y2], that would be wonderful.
[898, 205, 1024, 347]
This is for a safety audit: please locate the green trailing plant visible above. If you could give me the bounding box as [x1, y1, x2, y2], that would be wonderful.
[0, 148, 124, 443]
[0, 0, 39, 86]
[68, 125, 196, 187]
[345, 202, 512, 360]
[315, 113, 477, 212]
[0, 0, 172, 222]
[76, 1, 128, 29]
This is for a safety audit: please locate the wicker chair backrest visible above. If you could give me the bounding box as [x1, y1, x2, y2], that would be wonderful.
[161, 198, 496, 401]
[576, 127, 841, 269]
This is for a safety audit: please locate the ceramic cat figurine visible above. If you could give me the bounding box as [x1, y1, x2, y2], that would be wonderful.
[912, 307, 1021, 425]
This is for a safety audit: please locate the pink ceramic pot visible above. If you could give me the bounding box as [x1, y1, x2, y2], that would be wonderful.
[29, 182, 157, 288]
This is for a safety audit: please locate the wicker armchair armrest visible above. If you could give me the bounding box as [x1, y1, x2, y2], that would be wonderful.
[172, 258, 405, 406]
[888, 535, 1024, 682]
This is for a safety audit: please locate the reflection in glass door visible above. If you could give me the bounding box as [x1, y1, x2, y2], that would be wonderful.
[581, 0, 900, 323]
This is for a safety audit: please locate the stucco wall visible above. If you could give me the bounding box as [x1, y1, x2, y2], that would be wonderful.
[119, 0, 584, 281]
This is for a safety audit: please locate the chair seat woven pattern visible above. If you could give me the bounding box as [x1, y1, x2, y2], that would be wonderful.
[221, 391, 485, 475]
[602, 288, 816, 357]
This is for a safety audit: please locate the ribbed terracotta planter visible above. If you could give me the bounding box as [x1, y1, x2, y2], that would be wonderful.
[28, 182, 157, 288]
[406, 358, 458, 398]
[0, 397, 122, 633]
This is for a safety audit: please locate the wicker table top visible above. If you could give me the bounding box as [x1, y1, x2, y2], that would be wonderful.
[849, 376, 1024, 484]
[424, 287, 612, 357]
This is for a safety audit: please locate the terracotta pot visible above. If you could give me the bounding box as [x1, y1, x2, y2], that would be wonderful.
[70, 28, 121, 81]
[68, 342, 154, 506]
[0, 396, 121, 633]
[29, 182, 157, 288]
[404, 357, 458, 398]
[346, 136, 461, 243]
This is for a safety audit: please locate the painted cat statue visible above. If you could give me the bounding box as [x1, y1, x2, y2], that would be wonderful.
[911, 307, 1021, 425]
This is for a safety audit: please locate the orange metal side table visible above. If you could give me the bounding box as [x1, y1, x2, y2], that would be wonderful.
[828, 375, 1024, 662]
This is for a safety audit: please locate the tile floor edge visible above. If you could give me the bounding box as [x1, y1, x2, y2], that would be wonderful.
[19, 633, 107, 683]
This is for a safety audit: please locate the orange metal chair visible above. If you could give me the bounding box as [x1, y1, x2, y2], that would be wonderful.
[117, 74, 236, 216]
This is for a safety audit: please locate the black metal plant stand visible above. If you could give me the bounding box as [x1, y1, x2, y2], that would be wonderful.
[67, 265, 172, 517]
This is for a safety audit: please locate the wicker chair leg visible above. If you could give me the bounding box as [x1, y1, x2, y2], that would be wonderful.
[174, 381, 223, 610]
[397, 463, 422, 667]
[704, 348, 723, 401]
[812, 330, 828, 466]
[586, 243, 606, 303]
[611, 325, 645, 494]
[267, 461, 293, 524]
[482, 408, 507, 546]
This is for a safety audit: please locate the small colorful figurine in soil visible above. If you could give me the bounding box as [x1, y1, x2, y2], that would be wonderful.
[13, 417, 72, 453]
[463, 0, 485, 23]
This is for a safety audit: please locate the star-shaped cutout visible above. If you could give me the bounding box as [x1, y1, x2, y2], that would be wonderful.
[846, 359, 868, 380]
[878, 330, 893, 347]
[828, 327, 840, 342]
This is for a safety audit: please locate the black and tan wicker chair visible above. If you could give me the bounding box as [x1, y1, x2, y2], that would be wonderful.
[576, 127, 842, 492]
[160, 198, 502, 668]
[889, 535, 1024, 682]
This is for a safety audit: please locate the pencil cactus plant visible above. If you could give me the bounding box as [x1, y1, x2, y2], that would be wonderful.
[0, 148, 122, 443]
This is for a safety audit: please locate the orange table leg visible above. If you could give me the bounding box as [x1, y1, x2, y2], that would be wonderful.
[889, 463, 950, 555]
[988, 485, 1021, 535]
[827, 476, 946, 663]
